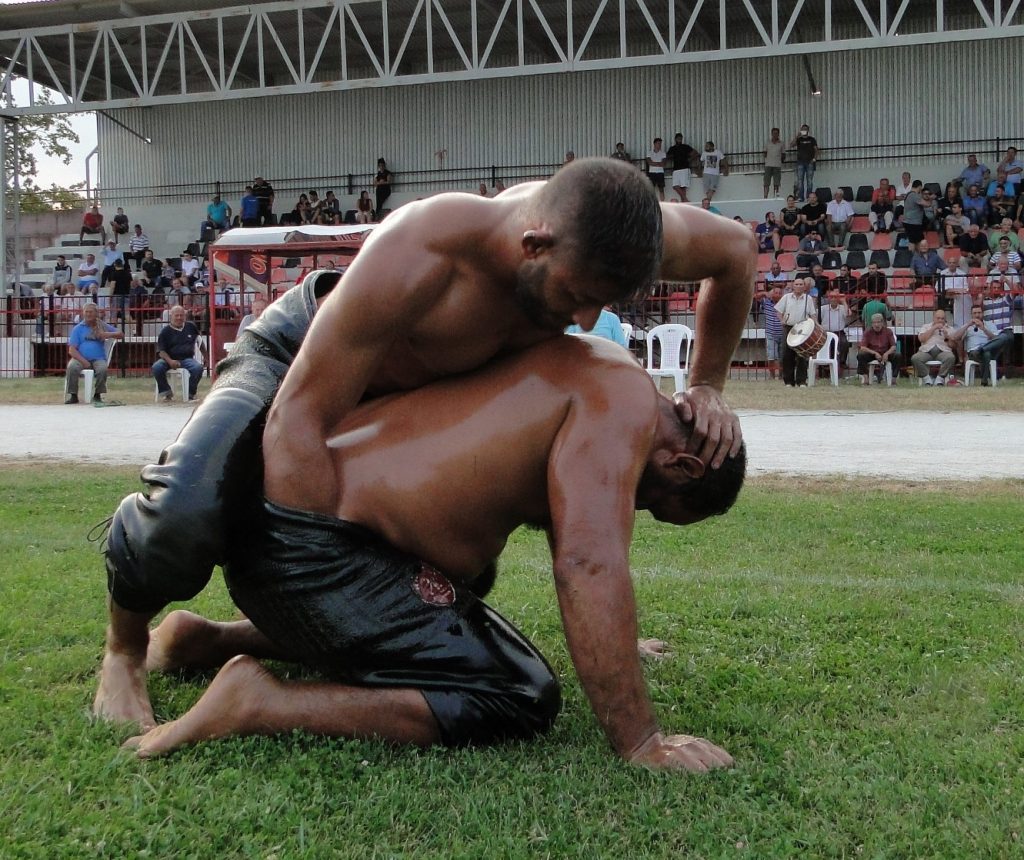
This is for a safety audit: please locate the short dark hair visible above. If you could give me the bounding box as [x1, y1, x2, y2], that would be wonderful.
[653, 137, 662, 144]
[679, 442, 747, 518]
[534, 157, 663, 301]
[911, 180, 923, 189]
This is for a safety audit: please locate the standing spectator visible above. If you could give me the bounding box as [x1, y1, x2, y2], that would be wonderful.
[789, 124, 818, 201]
[779, 195, 802, 237]
[857, 313, 899, 385]
[64, 301, 122, 404]
[953, 305, 1001, 385]
[954, 153, 990, 191]
[645, 138, 666, 201]
[799, 191, 826, 237]
[869, 179, 896, 233]
[99, 240, 122, 287]
[106, 259, 133, 323]
[820, 289, 851, 367]
[901, 181, 934, 245]
[775, 277, 817, 386]
[153, 305, 207, 402]
[958, 222, 990, 269]
[755, 212, 781, 253]
[910, 309, 956, 384]
[961, 184, 988, 226]
[205, 193, 232, 238]
[79, 204, 106, 245]
[666, 133, 696, 203]
[989, 236, 1023, 273]
[937, 252, 971, 326]
[825, 189, 855, 249]
[139, 249, 163, 289]
[373, 159, 393, 215]
[910, 239, 943, 287]
[762, 127, 785, 199]
[699, 141, 726, 201]
[943, 203, 970, 247]
[252, 176, 276, 226]
[240, 185, 260, 227]
[355, 190, 374, 224]
[127, 224, 150, 271]
[109, 207, 129, 245]
[610, 142, 632, 163]
[995, 146, 1023, 195]
[77, 253, 100, 294]
[755, 284, 784, 380]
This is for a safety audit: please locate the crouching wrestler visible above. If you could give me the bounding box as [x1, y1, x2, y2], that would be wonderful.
[117, 334, 745, 772]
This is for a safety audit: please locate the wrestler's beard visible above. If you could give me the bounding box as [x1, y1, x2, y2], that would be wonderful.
[515, 264, 568, 333]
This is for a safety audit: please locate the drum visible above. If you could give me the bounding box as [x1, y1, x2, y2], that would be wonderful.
[786, 318, 827, 359]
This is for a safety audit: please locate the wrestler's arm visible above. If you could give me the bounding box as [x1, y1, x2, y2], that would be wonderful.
[659, 204, 756, 467]
[547, 373, 732, 772]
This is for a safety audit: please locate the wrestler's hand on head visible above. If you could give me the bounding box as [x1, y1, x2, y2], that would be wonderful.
[627, 731, 734, 773]
[674, 385, 742, 470]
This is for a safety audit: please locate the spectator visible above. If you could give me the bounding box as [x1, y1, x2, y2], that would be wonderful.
[943, 202, 970, 247]
[64, 301, 122, 404]
[645, 138, 666, 201]
[796, 230, 825, 269]
[153, 305, 206, 402]
[77, 253, 100, 294]
[986, 182, 1016, 227]
[820, 289, 851, 366]
[789, 123, 818, 201]
[374, 159, 393, 215]
[833, 263, 858, 297]
[779, 195, 801, 237]
[901, 181, 935, 245]
[110, 207, 129, 245]
[140, 249, 163, 289]
[987, 257, 1021, 294]
[79, 204, 106, 245]
[561, 150, 575, 168]
[356, 190, 374, 224]
[764, 260, 790, 285]
[989, 236, 1023, 273]
[995, 146, 1023, 195]
[180, 251, 201, 285]
[56, 281, 85, 323]
[322, 190, 341, 223]
[868, 179, 896, 233]
[937, 252, 971, 326]
[307, 190, 324, 223]
[755, 212, 781, 253]
[700, 197, 722, 216]
[283, 193, 310, 226]
[762, 127, 785, 199]
[988, 218, 1020, 252]
[775, 277, 817, 386]
[910, 239, 943, 287]
[666, 133, 696, 203]
[936, 183, 963, 221]
[610, 141, 632, 163]
[808, 262, 829, 299]
[99, 240, 122, 287]
[954, 153, 990, 191]
[565, 306, 628, 347]
[910, 309, 956, 385]
[857, 313, 899, 385]
[893, 171, 914, 208]
[127, 224, 150, 271]
[953, 305, 1002, 385]
[106, 258, 133, 323]
[50, 254, 73, 292]
[754, 284, 784, 380]
[958, 222, 990, 269]
[129, 274, 153, 323]
[205, 193, 232, 237]
[976, 279, 1020, 380]
[159, 258, 176, 290]
[240, 185, 260, 227]
[478, 183, 490, 197]
[252, 176, 276, 226]
[961, 184, 988, 226]
[825, 189, 855, 249]
[799, 191, 826, 237]
[860, 289, 894, 327]
[236, 293, 268, 338]
[699, 140, 726, 201]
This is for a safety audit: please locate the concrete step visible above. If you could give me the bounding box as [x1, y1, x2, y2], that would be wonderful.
[58, 233, 104, 247]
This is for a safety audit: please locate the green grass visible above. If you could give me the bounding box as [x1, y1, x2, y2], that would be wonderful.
[1, 466, 1023, 858]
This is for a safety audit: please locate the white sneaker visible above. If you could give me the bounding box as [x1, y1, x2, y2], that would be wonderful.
[923, 377, 934, 385]
[935, 376, 946, 386]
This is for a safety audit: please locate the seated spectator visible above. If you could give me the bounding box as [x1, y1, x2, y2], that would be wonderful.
[958, 222, 990, 269]
[953, 305, 1002, 385]
[240, 185, 260, 227]
[986, 181, 1016, 227]
[755, 212, 781, 253]
[700, 197, 722, 216]
[127, 224, 150, 271]
[64, 301, 122, 404]
[833, 264, 858, 298]
[77, 253, 99, 294]
[910, 239, 943, 286]
[204, 193, 232, 238]
[988, 218, 1020, 252]
[820, 289, 851, 366]
[79, 204, 106, 245]
[808, 262, 829, 298]
[56, 282, 86, 323]
[936, 183, 963, 220]
[961, 184, 988, 226]
[987, 257, 1022, 294]
[943, 202, 970, 247]
[796, 231, 825, 268]
[976, 279, 1021, 381]
[109, 207, 129, 245]
[159, 258, 176, 289]
[49, 254, 73, 293]
[236, 293, 268, 338]
[139, 249, 163, 289]
[356, 190, 374, 224]
[764, 260, 790, 285]
[989, 236, 1023, 273]
[754, 284, 784, 380]
[954, 153, 989, 191]
[779, 195, 801, 236]
[565, 306, 628, 347]
[995, 146, 1023, 195]
[180, 251, 201, 284]
[281, 193, 310, 226]
[893, 171, 913, 222]
[825, 189, 855, 249]
[857, 261, 887, 298]
[910, 309, 956, 385]
[129, 275, 153, 322]
[799, 191, 826, 236]
[307, 190, 324, 223]
[857, 313, 899, 385]
[937, 252, 971, 326]
[869, 179, 896, 233]
[322, 190, 342, 223]
[153, 305, 207, 402]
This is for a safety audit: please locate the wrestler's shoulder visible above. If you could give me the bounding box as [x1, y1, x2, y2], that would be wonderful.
[546, 335, 654, 389]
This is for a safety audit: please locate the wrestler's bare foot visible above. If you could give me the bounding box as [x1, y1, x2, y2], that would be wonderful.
[146, 610, 222, 672]
[638, 638, 671, 659]
[93, 650, 156, 731]
[125, 654, 275, 758]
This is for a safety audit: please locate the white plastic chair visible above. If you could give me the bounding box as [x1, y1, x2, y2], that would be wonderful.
[65, 338, 116, 403]
[154, 335, 206, 401]
[807, 331, 839, 387]
[644, 324, 693, 393]
[620, 322, 633, 343]
[964, 358, 997, 387]
[867, 359, 893, 386]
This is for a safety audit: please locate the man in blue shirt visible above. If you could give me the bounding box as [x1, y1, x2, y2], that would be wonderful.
[565, 306, 628, 347]
[65, 302, 122, 404]
[955, 153, 989, 191]
[240, 186, 261, 227]
[910, 239, 943, 286]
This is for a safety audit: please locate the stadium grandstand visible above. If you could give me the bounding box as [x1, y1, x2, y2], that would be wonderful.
[1, 0, 1022, 381]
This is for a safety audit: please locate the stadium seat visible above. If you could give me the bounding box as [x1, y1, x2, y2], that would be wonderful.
[923, 182, 942, 196]
[757, 253, 775, 272]
[344, 209, 358, 225]
[822, 251, 843, 270]
[814, 186, 832, 202]
[913, 286, 936, 309]
[847, 233, 869, 251]
[890, 269, 914, 290]
[851, 215, 870, 232]
[840, 185, 854, 202]
[925, 231, 941, 248]
[645, 324, 693, 393]
[892, 249, 913, 268]
[943, 247, 961, 264]
[666, 291, 691, 315]
[855, 185, 874, 203]
[780, 234, 800, 252]
[845, 250, 866, 269]
[776, 252, 797, 271]
[869, 250, 891, 268]
[870, 232, 893, 250]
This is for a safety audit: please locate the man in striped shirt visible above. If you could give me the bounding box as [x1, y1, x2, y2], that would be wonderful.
[756, 284, 784, 380]
[127, 224, 151, 271]
[978, 280, 1020, 383]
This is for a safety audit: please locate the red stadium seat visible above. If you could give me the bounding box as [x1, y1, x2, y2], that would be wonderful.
[757, 253, 775, 272]
[925, 231, 941, 248]
[667, 291, 691, 313]
[943, 247, 961, 264]
[780, 234, 800, 252]
[870, 232, 893, 250]
[913, 286, 937, 309]
[776, 253, 796, 271]
[851, 215, 870, 232]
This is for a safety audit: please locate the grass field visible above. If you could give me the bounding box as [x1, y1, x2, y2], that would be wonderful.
[1, 465, 1022, 858]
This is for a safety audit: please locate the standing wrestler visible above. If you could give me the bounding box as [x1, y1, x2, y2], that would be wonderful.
[95, 158, 754, 729]
[126, 335, 746, 771]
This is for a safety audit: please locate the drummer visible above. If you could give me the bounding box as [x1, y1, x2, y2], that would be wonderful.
[774, 277, 818, 386]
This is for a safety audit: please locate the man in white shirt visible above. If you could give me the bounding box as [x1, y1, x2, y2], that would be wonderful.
[825, 190, 855, 250]
[180, 252, 201, 285]
[937, 253, 971, 327]
[764, 260, 790, 284]
[774, 277, 817, 386]
[77, 254, 100, 293]
[910, 309, 956, 384]
[819, 289, 851, 366]
[646, 137, 666, 201]
[699, 141, 726, 201]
